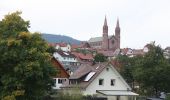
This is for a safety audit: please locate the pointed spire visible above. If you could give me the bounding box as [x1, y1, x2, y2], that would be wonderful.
[103, 15, 108, 34]
[104, 15, 107, 26]
[116, 18, 119, 28]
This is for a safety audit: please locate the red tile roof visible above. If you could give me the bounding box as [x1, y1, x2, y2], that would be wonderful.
[56, 42, 68, 47]
[72, 52, 93, 60]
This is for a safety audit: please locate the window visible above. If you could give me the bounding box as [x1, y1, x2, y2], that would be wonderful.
[106, 67, 109, 71]
[111, 79, 115, 86]
[58, 79, 62, 84]
[53, 79, 56, 86]
[116, 96, 120, 100]
[58, 78, 67, 84]
[99, 79, 104, 85]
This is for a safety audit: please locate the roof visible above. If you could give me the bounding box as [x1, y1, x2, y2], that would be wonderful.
[97, 50, 116, 57]
[165, 47, 170, 50]
[61, 62, 107, 89]
[72, 52, 93, 60]
[56, 51, 76, 58]
[97, 90, 138, 96]
[51, 57, 70, 78]
[56, 42, 69, 47]
[88, 36, 112, 43]
[132, 49, 144, 56]
[71, 44, 81, 49]
[48, 43, 56, 47]
[61, 62, 131, 90]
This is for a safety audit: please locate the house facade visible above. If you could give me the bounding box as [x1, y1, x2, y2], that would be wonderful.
[51, 57, 70, 89]
[61, 62, 138, 100]
[55, 42, 71, 52]
[53, 50, 79, 66]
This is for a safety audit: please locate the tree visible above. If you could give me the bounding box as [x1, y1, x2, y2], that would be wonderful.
[0, 11, 30, 38]
[116, 55, 139, 89]
[0, 12, 56, 100]
[94, 53, 107, 62]
[133, 43, 170, 96]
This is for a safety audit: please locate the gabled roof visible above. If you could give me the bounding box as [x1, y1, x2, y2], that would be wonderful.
[62, 62, 131, 90]
[88, 36, 112, 43]
[51, 57, 70, 78]
[56, 51, 76, 58]
[97, 50, 116, 57]
[72, 52, 93, 60]
[56, 42, 69, 47]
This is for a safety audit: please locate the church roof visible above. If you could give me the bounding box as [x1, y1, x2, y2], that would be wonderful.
[88, 35, 112, 43]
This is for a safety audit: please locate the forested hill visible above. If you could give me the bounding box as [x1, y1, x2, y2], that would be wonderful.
[41, 33, 82, 44]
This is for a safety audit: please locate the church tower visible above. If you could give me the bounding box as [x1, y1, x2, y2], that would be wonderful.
[115, 19, 120, 49]
[102, 16, 109, 50]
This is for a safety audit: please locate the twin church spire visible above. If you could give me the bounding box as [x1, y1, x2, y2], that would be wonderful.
[102, 16, 120, 50]
[103, 16, 120, 35]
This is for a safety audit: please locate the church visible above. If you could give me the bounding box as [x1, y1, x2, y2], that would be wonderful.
[88, 17, 120, 52]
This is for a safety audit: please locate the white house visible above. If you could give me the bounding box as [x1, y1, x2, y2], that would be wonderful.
[55, 43, 71, 52]
[61, 62, 138, 100]
[53, 50, 79, 66]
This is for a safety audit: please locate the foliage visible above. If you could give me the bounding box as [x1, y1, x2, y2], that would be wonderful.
[94, 53, 107, 62]
[133, 44, 170, 96]
[0, 11, 30, 38]
[74, 48, 92, 55]
[116, 55, 135, 88]
[55, 87, 83, 100]
[0, 11, 56, 100]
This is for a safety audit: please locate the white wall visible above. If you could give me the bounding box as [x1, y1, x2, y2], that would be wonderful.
[52, 78, 68, 89]
[55, 44, 71, 52]
[83, 65, 129, 95]
[53, 52, 78, 64]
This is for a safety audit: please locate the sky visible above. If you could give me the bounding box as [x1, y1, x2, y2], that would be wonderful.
[0, 0, 170, 49]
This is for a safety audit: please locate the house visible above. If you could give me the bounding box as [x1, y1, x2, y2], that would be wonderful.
[61, 62, 138, 100]
[55, 42, 71, 52]
[53, 50, 79, 66]
[120, 48, 144, 57]
[164, 47, 170, 59]
[51, 57, 70, 89]
[53, 50, 80, 75]
[72, 52, 94, 62]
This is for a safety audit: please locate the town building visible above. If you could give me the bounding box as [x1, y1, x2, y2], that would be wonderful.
[88, 17, 120, 52]
[51, 57, 69, 89]
[53, 50, 79, 66]
[61, 62, 138, 100]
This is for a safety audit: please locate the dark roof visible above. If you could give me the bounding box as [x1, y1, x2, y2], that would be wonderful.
[51, 57, 70, 78]
[61, 62, 109, 89]
[56, 51, 76, 58]
[72, 52, 93, 60]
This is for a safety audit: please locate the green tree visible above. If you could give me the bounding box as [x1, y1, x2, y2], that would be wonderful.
[0, 12, 56, 100]
[133, 43, 170, 96]
[94, 53, 107, 62]
[116, 55, 135, 89]
[0, 11, 30, 38]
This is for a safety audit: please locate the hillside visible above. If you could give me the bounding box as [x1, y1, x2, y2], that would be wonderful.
[41, 33, 81, 44]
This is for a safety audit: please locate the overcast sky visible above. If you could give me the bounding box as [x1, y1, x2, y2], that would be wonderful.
[1, 0, 170, 49]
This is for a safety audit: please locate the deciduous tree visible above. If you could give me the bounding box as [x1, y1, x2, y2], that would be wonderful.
[133, 44, 170, 96]
[0, 11, 56, 100]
